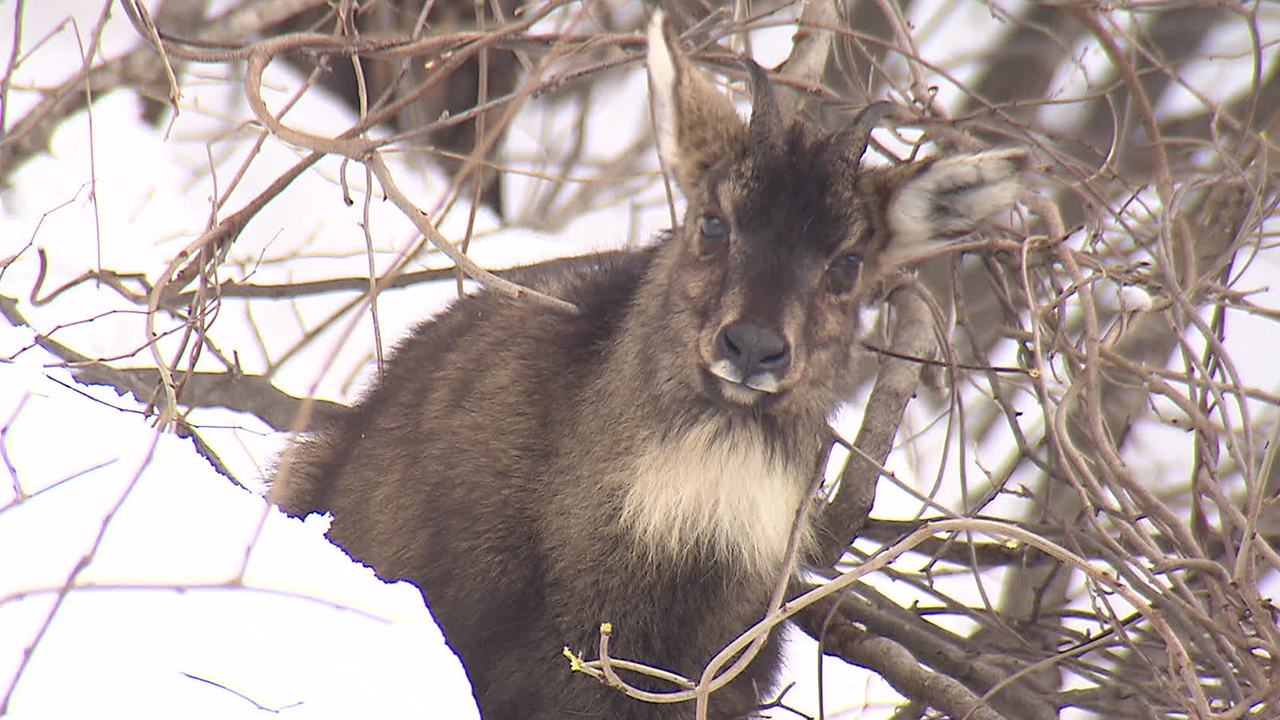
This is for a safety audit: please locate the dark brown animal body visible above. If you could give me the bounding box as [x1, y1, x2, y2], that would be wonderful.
[271, 14, 1026, 720]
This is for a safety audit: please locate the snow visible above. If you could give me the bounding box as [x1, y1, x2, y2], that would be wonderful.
[0, 363, 478, 719]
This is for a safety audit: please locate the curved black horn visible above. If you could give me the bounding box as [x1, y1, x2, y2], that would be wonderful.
[741, 58, 781, 145]
[840, 101, 896, 164]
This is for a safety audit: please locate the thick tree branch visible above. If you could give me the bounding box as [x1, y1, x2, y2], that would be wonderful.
[794, 596, 1013, 720]
[815, 280, 937, 568]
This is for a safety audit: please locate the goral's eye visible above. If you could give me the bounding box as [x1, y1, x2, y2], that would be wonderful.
[825, 253, 863, 295]
[699, 214, 728, 241]
[694, 214, 729, 257]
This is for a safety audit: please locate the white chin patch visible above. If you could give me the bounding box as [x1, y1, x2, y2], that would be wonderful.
[744, 373, 779, 393]
[718, 379, 764, 405]
[709, 359, 744, 384]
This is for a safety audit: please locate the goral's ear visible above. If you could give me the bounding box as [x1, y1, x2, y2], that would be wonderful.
[882, 148, 1030, 261]
[647, 12, 746, 192]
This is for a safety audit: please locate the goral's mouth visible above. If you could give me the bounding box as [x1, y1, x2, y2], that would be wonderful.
[708, 360, 780, 406]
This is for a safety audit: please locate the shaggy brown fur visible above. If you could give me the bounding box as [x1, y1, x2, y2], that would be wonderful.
[271, 13, 1026, 720]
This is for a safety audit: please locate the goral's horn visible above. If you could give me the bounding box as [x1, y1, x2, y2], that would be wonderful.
[841, 101, 896, 164]
[742, 58, 781, 146]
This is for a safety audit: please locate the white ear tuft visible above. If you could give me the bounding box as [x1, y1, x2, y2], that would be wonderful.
[647, 12, 680, 169]
[886, 148, 1028, 252]
[644, 12, 747, 190]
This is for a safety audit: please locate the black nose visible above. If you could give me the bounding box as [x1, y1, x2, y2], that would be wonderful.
[716, 322, 790, 378]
